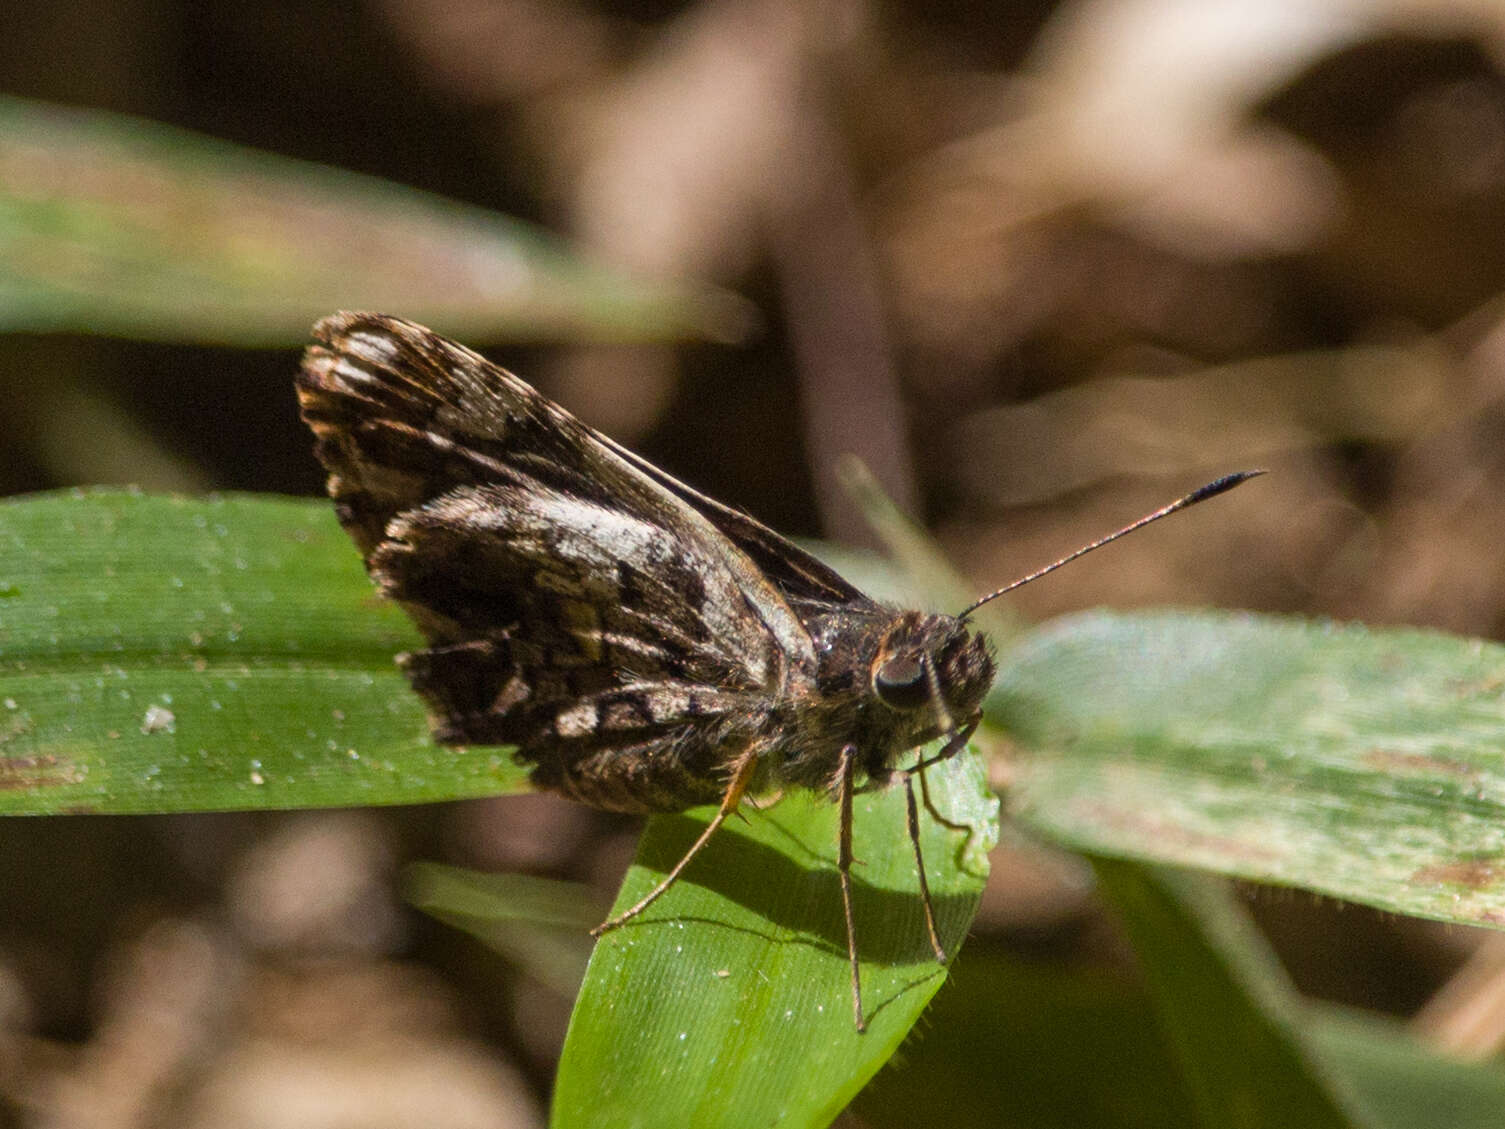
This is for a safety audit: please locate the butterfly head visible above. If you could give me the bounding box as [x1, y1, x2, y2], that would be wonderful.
[870, 612, 995, 731]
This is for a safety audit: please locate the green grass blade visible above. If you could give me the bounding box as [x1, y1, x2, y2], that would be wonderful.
[1310, 1007, 1505, 1129]
[404, 864, 600, 999]
[0, 490, 531, 812]
[998, 610, 1505, 928]
[1093, 861, 1370, 1128]
[855, 950, 1202, 1129]
[854, 949, 1505, 1129]
[0, 95, 750, 345]
[552, 749, 998, 1129]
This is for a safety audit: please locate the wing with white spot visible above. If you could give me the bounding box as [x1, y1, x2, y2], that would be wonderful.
[296, 313, 808, 808]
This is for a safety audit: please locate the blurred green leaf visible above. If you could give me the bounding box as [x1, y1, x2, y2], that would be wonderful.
[1312, 1007, 1505, 1129]
[404, 863, 601, 998]
[854, 946, 1505, 1129]
[0, 95, 752, 345]
[998, 610, 1505, 929]
[405, 862, 602, 931]
[0, 490, 531, 812]
[856, 947, 1202, 1129]
[1093, 861, 1369, 1127]
[552, 749, 998, 1129]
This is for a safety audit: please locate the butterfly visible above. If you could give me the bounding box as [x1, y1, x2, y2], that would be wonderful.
[296, 311, 1258, 1030]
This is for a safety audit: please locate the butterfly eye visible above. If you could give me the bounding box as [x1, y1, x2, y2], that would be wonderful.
[874, 654, 930, 710]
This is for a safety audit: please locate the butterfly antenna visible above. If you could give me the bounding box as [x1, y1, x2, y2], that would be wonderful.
[957, 470, 1265, 621]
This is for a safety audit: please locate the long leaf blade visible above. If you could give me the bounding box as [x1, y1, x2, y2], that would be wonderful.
[1094, 861, 1370, 1128]
[999, 610, 1505, 927]
[0, 490, 531, 812]
[553, 750, 998, 1129]
[0, 96, 749, 345]
[854, 950, 1505, 1129]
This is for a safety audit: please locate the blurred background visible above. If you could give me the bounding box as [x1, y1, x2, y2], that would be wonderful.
[6, 0, 1505, 1124]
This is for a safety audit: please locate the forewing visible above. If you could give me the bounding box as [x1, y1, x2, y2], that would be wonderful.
[297, 310, 635, 562]
[296, 312, 809, 779]
[606, 439, 873, 609]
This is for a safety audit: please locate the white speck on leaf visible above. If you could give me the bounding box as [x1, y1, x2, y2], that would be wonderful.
[140, 705, 176, 735]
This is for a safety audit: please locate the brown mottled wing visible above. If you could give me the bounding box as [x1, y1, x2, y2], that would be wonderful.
[599, 441, 871, 610]
[296, 312, 821, 811]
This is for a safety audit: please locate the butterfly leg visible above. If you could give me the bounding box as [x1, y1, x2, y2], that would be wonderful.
[916, 757, 972, 835]
[908, 715, 980, 779]
[836, 743, 866, 1032]
[905, 718, 983, 966]
[902, 771, 948, 965]
[908, 714, 981, 818]
[591, 749, 759, 937]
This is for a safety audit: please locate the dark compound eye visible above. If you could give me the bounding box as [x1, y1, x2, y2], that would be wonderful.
[874, 654, 930, 710]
